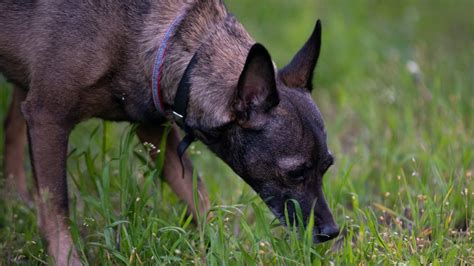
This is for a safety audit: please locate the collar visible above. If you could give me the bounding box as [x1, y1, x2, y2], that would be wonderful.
[151, 10, 197, 165]
[173, 53, 198, 160]
[151, 11, 186, 115]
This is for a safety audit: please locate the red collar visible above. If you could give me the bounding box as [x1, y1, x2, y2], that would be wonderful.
[151, 12, 187, 114]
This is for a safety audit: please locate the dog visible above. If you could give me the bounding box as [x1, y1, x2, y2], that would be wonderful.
[0, 0, 338, 264]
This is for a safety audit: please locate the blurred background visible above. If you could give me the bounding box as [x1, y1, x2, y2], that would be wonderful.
[0, 0, 472, 264]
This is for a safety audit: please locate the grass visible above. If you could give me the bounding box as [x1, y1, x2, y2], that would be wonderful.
[1, 0, 473, 264]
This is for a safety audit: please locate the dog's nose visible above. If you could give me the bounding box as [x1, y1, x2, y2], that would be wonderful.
[316, 224, 339, 243]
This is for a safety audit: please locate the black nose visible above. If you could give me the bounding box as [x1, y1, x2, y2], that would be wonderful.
[315, 224, 339, 243]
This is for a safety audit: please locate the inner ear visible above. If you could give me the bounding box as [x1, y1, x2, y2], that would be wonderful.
[278, 20, 322, 91]
[233, 43, 279, 121]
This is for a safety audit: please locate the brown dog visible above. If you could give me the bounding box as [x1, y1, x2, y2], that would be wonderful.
[1, 0, 338, 264]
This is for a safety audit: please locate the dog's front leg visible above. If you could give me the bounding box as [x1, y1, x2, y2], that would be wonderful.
[21, 99, 80, 265]
[3, 86, 31, 204]
[137, 124, 211, 221]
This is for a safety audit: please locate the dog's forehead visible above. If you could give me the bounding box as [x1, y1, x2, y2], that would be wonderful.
[260, 87, 328, 162]
[278, 88, 326, 135]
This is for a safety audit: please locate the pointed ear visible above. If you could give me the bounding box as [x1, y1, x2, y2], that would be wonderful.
[278, 20, 322, 91]
[233, 43, 279, 121]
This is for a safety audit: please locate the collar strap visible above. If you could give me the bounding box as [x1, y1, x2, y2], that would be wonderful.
[173, 53, 199, 160]
[150, 10, 196, 165]
[172, 53, 197, 128]
[151, 9, 196, 131]
[151, 12, 187, 114]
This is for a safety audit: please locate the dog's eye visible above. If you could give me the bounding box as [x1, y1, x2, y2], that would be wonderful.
[287, 167, 306, 182]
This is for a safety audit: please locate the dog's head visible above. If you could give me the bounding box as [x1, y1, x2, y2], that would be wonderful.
[202, 20, 338, 243]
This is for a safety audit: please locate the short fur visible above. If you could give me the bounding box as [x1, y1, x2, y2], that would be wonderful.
[0, 0, 338, 264]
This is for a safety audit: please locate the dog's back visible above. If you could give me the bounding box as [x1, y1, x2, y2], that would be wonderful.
[0, 1, 149, 90]
[0, 1, 34, 49]
[0, 1, 37, 87]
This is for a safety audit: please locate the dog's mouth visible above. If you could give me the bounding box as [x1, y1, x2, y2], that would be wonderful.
[271, 208, 339, 244]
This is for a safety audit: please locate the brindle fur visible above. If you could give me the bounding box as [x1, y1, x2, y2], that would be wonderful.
[0, 0, 338, 264]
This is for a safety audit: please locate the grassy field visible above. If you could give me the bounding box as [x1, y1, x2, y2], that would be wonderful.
[1, 0, 473, 265]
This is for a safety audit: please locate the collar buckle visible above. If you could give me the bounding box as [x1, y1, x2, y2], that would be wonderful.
[171, 111, 185, 128]
[172, 110, 184, 120]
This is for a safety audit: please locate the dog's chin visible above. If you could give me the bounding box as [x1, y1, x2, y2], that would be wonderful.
[267, 205, 339, 244]
[274, 215, 339, 244]
[313, 233, 331, 244]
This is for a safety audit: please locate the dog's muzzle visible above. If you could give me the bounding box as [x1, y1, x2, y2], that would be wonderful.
[314, 223, 340, 243]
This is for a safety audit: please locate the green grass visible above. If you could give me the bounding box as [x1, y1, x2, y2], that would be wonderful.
[1, 0, 473, 264]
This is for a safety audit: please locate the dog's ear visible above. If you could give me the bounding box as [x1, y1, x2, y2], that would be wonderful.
[233, 43, 279, 123]
[278, 20, 322, 91]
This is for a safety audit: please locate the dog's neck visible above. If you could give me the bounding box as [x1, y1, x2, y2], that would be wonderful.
[141, 0, 254, 129]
